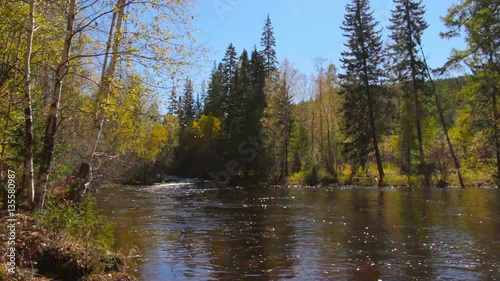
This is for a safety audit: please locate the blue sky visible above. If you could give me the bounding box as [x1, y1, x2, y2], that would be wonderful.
[193, 0, 466, 80]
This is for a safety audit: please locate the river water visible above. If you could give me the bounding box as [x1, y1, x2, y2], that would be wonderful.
[96, 184, 500, 281]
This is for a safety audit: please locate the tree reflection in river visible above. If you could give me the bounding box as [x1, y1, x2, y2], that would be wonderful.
[96, 185, 500, 281]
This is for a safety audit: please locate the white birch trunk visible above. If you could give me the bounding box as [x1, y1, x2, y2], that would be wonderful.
[23, 0, 36, 206]
[74, 0, 126, 201]
[35, 0, 77, 209]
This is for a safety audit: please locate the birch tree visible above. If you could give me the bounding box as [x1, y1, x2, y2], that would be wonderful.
[23, 0, 36, 205]
[72, 0, 126, 201]
[71, 0, 199, 200]
[35, 0, 77, 209]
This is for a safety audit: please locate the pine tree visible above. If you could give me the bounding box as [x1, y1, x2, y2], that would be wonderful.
[260, 15, 278, 77]
[222, 44, 238, 135]
[168, 86, 179, 116]
[205, 62, 225, 118]
[263, 59, 297, 179]
[235, 47, 267, 178]
[249, 47, 267, 136]
[194, 92, 202, 120]
[198, 80, 207, 116]
[388, 0, 431, 186]
[232, 49, 251, 140]
[339, 0, 386, 186]
[179, 78, 195, 131]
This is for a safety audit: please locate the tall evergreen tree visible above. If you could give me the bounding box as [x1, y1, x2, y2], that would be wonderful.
[263, 59, 297, 179]
[194, 92, 202, 120]
[205, 62, 225, 118]
[232, 49, 251, 140]
[179, 78, 195, 131]
[168, 86, 179, 116]
[260, 15, 278, 77]
[249, 47, 267, 135]
[388, 0, 431, 186]
[339, 0, 386, 186]
[222, 44, 238, 135]
[198, 80, 207, 116]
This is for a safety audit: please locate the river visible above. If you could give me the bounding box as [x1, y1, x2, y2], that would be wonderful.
[96, 183, 500, 280]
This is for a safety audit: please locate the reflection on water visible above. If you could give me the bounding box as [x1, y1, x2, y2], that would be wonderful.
[96, 184, 500, 281]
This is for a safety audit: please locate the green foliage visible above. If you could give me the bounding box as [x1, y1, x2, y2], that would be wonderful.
[388, 0, 430, 181]
[339, 0, 386, 183]
[260, 15, 278, 76]
[38, 196, 114, 251]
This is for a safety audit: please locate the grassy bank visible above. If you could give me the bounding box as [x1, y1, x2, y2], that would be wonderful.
[286, 164, 497, 187]
[0, 196, 138, 281]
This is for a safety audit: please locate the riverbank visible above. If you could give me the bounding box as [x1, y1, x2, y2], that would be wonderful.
[286, 164, 497, 188]
[0, 199, 138, 281]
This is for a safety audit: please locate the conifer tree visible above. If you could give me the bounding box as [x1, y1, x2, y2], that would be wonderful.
[263, 59, 297, 179]
[339, 0, 386, 186]
[232, 50, 251, 140]
[168, 86, 179, 116]
[249, 47, 267, 136]
[222, 44, 238, 135]
[179, 78, 195, 132]
[388, 0, 431, 186]
[205, 62, 225, 118]
[260, 15, 278, 77]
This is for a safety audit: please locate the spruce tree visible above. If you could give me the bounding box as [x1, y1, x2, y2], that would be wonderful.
[242, 47, 267, 178]
[233, 49, 252, 139]
[260, 15, 278, 77]
[168, 86, 179, 116]
[205, 62, 225, 118]
[339, 0, 385, 186]
[179, 78, 195, 132]
[222, 44, 238, 135]
[388, 0, 430, 186]
[249, 47, 267, 135]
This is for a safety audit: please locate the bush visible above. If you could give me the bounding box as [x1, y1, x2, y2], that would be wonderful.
[36, 196, 116, 277]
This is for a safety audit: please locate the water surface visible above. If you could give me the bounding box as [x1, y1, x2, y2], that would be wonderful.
[96, 184, 500, 280]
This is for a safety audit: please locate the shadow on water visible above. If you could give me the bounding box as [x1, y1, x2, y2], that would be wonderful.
[96, 184, 500, 281]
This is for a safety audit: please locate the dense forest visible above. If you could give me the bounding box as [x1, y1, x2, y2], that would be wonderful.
[0, 0, 499, 211]
[158, 0, 500, 189]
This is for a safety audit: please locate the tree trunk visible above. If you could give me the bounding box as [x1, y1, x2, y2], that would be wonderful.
[73, 0, 126, 201]
[367, 89, 385, 187]
[23, 0, 36, 206]
[35, 0, 76, 209]
[419, 43, 465, 188]
[492, 76, 500, 185]
[355, 3, 384, 187]
[0, 96, 12, 182]
[403, 1, 429, 187]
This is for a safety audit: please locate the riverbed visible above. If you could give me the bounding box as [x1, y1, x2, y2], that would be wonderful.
[96, 184, 500, 280]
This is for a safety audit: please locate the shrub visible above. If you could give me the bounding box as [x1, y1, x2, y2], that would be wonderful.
[36, 196, 116, 277]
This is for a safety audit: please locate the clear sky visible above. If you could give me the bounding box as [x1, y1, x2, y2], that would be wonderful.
[193, 0, 466, 80]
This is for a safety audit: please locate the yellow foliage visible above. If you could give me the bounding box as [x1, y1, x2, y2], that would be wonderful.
[192, 114, 221, 139]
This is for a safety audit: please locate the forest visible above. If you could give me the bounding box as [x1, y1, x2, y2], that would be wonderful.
[0, 0, 498, 279]
[0, 0, 499, 209]
[0, 0, 500, 208]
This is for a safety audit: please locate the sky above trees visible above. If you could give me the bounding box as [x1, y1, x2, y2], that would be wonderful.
[195, 0, 467, 78]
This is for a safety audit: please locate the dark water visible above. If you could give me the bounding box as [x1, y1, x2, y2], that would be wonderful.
[96, 184, 500, 281]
